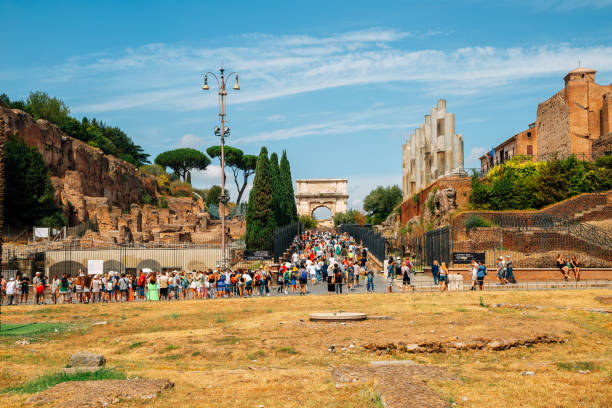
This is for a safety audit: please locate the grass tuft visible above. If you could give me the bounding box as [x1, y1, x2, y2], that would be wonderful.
[557, 361, 597, 372]
[276, 346, 297, 355]
[1, 368, 125, 394]
[128, 341, 146, 349]
[163, 344, 179, 351]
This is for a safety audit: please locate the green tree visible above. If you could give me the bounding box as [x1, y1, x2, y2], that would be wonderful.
[299, 215, 318, 229]
[207, 146, 257, 206]
[25, 91, 71, 125]
[154, 148, 210, 182]
[4, 136, 65, 227]
[279, 150, 298, 224]
[245, 147, 276, 251]
[333, 209, 366, 226]
[268, 152, 284, 227]
[363, 185, 403, 225]
[205, 185, 228, 206]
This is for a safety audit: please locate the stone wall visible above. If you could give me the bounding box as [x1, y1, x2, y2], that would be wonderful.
[592, 132, 612, 157]
[0, 105, 158, 223]
[400, 175, 471, 224]
[536, 90, 570, 157]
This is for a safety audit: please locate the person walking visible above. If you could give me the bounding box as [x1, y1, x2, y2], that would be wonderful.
[470, 260, 478, 290]
[5, 277, 17, 305]
[366, 267, 374, 292]
[431, 260, 440, 286]
[147, 275, 159, 301]
[334, 265, 343, 294]
[476, 260, 487, 291]
[401, 260, 411, 292]
[505, 255, 517, 284]
[439, 262, 449, 291]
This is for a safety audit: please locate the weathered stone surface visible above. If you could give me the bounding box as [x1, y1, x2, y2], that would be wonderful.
[69, 351, 106, 367]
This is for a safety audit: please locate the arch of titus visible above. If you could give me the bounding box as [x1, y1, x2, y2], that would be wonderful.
[295, 179, 348, 218]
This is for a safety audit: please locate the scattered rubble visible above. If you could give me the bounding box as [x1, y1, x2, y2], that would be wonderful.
[363, 334, 564, 354]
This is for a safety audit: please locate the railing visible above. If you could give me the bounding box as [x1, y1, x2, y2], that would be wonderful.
[337, 224, 386, 262]
[273, 222, 302, 262]
[485, 213, 612, 250]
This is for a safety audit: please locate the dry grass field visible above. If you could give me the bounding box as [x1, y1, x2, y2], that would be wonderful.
[1, 289, 611, 407]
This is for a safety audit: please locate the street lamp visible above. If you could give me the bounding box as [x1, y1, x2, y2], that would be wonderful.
[202, 66, 240, 269]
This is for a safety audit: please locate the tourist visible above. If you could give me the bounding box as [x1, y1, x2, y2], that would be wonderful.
[19, 273, 30, 304]
[432, 260, 440, 285]
[60, 274, 70, 303]
[346, 262, 355, 291]
[496, 256, 507, 285]
[556, 255, 570, 281]
[147, 274, 159, 301]
[34, 273, 45, 305]
[118, 273, 130, 302]
[51, 275, 60, 304]
[299, 266, 308, 295]
[470, 260, 478, 290]
[91, 274, 101, 302]
[83, 273, 92, 303]
[439, 262, 449, 291]
[401, 260, 411, 292]
[570, 255, 581, 282]
[5, 277, 17, 305]
[505, 255, 516, 284]
[0, 275, 6, 304]
[476, 260, 487, 290]
[104, 274, 114, 302]
[334, 265, 343, 294]
[366, 267, 374, 292]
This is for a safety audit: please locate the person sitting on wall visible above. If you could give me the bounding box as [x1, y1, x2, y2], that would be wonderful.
[570, 255, 581, 282]
[556, 255, 570, 281]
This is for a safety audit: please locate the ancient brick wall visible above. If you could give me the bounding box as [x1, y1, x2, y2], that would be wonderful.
[0, 105, 158, 222]
[536, 90, 570, 156]
[400, 175, 471, 224]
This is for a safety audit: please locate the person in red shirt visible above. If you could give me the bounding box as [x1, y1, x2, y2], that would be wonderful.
[137, 270, 146, 300]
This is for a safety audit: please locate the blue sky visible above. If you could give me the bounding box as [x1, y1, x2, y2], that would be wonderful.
[2, 0, 612, 210]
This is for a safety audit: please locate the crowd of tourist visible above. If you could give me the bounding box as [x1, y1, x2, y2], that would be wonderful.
[0, 231, 378, 305]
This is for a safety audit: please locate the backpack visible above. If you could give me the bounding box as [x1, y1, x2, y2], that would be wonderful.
[300, 271, 307, 280]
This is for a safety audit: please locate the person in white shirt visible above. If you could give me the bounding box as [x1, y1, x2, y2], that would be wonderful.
[5, 278, 17, 305]
[471, 260, 478, 290]
[91, 275, 101, 302]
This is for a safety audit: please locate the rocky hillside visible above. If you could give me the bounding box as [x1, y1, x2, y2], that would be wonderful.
[0, 104, 158, 224]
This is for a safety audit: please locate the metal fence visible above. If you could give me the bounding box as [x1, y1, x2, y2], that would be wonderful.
[425, 226, 450, 266]
[1, 240, 237, 278]
[273, 222, 302, 262]
[337, 224, 386, 262]
[410, 212, 612, 269]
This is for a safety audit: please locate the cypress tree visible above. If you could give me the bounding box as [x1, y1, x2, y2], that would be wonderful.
[279, 150, 298, 224]
[269, 152, 284, 227]
[245, 147, 276, 251]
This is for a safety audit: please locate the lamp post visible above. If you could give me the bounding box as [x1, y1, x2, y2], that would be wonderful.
[202, 66, 240, 269]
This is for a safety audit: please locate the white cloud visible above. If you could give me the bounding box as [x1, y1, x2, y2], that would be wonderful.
[45, 30, 612, 115]
[178, 133, 205, 148]
[467, 146, 488, 166]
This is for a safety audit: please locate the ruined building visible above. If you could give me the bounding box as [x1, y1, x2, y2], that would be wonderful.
[402, 99, 464, 199]
[480, 67, 612, 174]
[537, 67, 612, 158]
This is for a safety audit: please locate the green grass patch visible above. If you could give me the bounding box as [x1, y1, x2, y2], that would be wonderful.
[1, 368, 125, 394]
[557, 361, 597, 372]
[265, 308, 273, 313]
[276, 346, 297, 355]
[215, 336, 241, 346]
[215, 316, 226, 323]
[455, 308, 468, 312]
[128, 341, 146, 349]
[163, 354, 182, 361]
[247, 350, 266, 360]
[163, 344, 179, 351]
[0, 323, 68, 338]
[166, 313, 180, 319]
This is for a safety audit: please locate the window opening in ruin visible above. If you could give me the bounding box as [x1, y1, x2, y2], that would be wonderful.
[527, 132, 531, 138]
[527, 145, 533, 155]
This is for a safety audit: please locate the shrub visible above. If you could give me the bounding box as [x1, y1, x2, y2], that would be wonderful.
[464, 215, 492, 230]
[299, 215, 318, 229]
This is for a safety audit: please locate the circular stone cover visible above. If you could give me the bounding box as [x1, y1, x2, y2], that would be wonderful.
[309, 312, 367, 322]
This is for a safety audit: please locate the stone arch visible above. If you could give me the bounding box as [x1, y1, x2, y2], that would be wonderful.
[49, 260, 86, 277]
[103, 259, 123, 274]
[311, 204, 334, 220]
[137, 259, 161, 272]
[295, 179, 348, 223]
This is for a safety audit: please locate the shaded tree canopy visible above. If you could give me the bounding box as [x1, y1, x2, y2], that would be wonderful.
[363, 185, 403, 225]
[4, 136, 66, 227]
[154, 148, 210, 182]
[245, 147, 276, 251]
[206, 185, 229, 206]
[207, 145, 257, 205]
[279, 150, 298, 225]
[1, 92, 149, 166]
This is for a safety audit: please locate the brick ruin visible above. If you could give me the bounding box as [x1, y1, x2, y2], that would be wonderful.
[0, 104, 244, 244]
